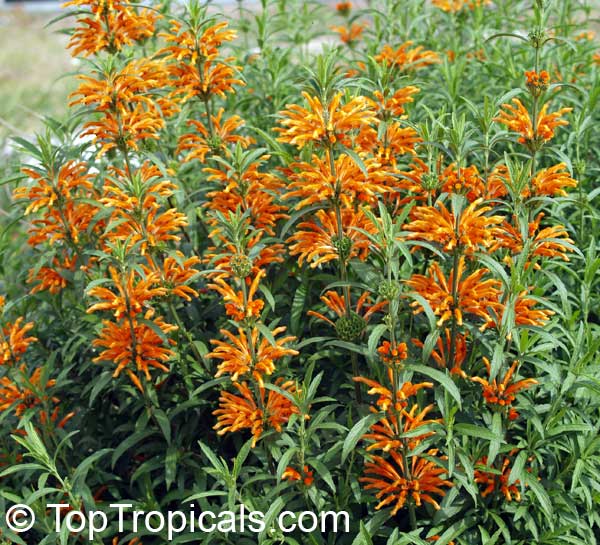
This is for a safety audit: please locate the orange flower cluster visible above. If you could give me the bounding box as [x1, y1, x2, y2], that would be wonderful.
[282, 464, 314, 486]
[432, 0, 490, 12]
[474, 455, 524, 502]
[64, 0, 158, 57]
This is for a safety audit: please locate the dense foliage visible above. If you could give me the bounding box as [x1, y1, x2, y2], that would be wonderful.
[0, 0, 599, 543]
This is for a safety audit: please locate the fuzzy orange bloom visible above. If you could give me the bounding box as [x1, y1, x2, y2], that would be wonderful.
[331, 23, 366, 45]
[158, 19, 242, 102]
[143, 252, 200, 301]
[432, 0, 490, 12]
[525, 69, 550, 93]
[288, 208, 375, 268]
[373, 87, 420, 118]
[0, 317, 37, 367]
[374, 42, 440, 72]
[209, 326, 297, 385]
[362, 403, 439, 452]
[285, 151, 390, 209]
[308, 291, 387, 341]
[474, 456, 523, 502]
[70, 58, 175, 157]
[405, 257, 503, 329]
[275, 91, 378, 149]
[213, 380, 299, 447]
[0, 366, 56, 416]
[87, 267, 166, 319]
[439, 164, 485, 201]
[472, 358, 537, 408]
[530, 163, 577, 197]
[336, 1, 352, 14]
[494, 98, 571, 146]
[377, 340, 408, 365]
[496, 290, 554, 329]
[412, 328, 467, 377]
[92, 313, 176, 392]
[66, 2, 157, 57]
[404, 198, 504, 254]
[178, 109, 254, 163]
[208, 272, 265, 322]
[354, 377, 432, 412]
[282, 465, 314, 486]
[357, 121, 422, 163]
[361, 449, 452, 514]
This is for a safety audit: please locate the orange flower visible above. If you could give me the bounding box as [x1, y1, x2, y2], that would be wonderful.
[143, 252, 200, 302]
[87, 267, 166, 319]
[112, 538, 142, 545]
[471, 358, 537, 408]
[494, 98, 571, 147]
[288, 208, 375, 268]
[275, 91, 378, 149]
[0, 314, 37, 367]
[213, 380, 299, 447]
[361, 449, 452, 514]
[209, 326, 297, 385]
[412, 328, 467, 377]
[377, 340, 408, 365]
[336, 1, 352, 14]
[404, 198, 504, 254]
[70, 58, 175, 157]
[0, 366, 56, 416]
[405, 257, 503, 329]
[358, 121, 422, 163]
[525, 69, 550, 94]
[498, 290, 554, 328]
[158, 20, 241, 101]
[92, 312, 176, 392]
[530, 163, 577, 197]
[439, 163, 484, 201]
[284, 151, 390, 209]
[282, 465, 314, 486]
[474, 456, 522, 502]
[308, 291, 387, 340]
[177, 109, 253, 163]
[208, 272, 265, 322]
[374, 42, 440, 72]
[373, 87, 420, 118]
[66, 4, 157, 57]
[432, 0, 490, 12]
[361, 403, 439, 452]
[331, 23, 366, 45]
[353, 377, 432, 412]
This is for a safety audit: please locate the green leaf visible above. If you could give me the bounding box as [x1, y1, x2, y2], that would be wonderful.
[411, 365, 462, 408]
[342, 413, 379, 463]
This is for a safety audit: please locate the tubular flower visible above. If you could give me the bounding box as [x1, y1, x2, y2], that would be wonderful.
[405, 257, 503, 329]
[474, 456, 523, 502]
[308, 291, 387, 341]
[496, 290, 554, 329]
[357, 121, 422, 163]
[177, 109, 254, 163]
[87, 267, 166, 319]
[494, 98, 571, 147]
[0, 318, 37, 366]
[484, 164, 510, 200]
[69, 58, 176, 157]
[213, 380, 299, 447]
[284, 151, 390, 210]
[471, 358, 538, 408]
[373, 87, 420, 118]
[287, 208, 375, 268]
[158, 20, 241, 102]
[439, 164, 485, 201]
[204, 162, 287, 235]
[331, 23, 366, 45]
[282, 465, 314, 486]
[530, 163, 577, 197]
[374, 42, 441, 72]
[92, 313, 176, 393]
[0, 366, 56, 416]
[377, 340, 408, 366]
[143, 252, 201, 301]
[353, 377, 433, 412]
[65, 2, 158, 57]
[403, 198, 504, 254]
[525, 69, 550, 94]
[361, 403, 440, 452]
[275, 91, 378, 149]
[412, 328, 468, 377]
[432, 0, 490, 12]
[361, 449, 452, 514]
[209, 326, 298, 385]
[208, 272, 265, 322]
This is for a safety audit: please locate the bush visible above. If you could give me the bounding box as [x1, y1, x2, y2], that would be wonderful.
[0, 0, 599, 543]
